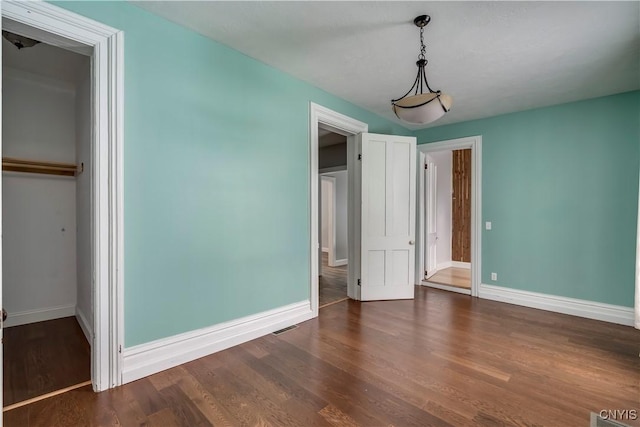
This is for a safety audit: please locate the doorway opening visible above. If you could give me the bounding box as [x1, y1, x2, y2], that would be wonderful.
[1, 29, 93, 410]
[318, 128, 348, 308]
[309, 103, 368, 316]
[417, 136, 482, 297]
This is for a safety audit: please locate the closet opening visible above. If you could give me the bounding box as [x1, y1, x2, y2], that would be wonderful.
[2, 31, 93, 408]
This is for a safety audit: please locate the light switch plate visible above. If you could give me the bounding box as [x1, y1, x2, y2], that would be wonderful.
[486, 221, 492, 230]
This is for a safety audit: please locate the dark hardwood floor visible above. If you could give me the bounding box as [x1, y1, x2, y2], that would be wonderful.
[5, 288, 640, 426]
[3, 316, 91, 407]
[319, 252, 347, 307]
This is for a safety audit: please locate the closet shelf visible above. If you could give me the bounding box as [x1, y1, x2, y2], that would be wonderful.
[2, 157, 79, 177]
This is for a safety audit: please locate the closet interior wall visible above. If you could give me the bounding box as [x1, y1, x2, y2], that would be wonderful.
[2, 39, 91, 337]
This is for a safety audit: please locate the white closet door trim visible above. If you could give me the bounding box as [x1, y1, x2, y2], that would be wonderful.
[2, 1, 125, 391]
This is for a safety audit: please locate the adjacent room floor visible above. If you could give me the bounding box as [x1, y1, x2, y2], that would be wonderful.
[319, 252, 347, 307]
[5, 287, 639, 426]
[3, 317, 91, 409]
[427, 267, 471, 289]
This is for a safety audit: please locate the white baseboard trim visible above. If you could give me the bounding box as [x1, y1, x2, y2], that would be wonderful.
[76, 307, 93, 344]
[451, 261, 471, 269]
[4, 304, 76, 328]
[122, 300, 314, 384]
[424, 281, 471, 295]
[436, 261, 452, 270]
[479, 284, 634, 326]
[331, 259, 348, 267]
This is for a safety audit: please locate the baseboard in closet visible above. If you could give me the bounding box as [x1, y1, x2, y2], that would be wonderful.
[76, 307, 93, 344]
[436, 261, 471, 270]
[3, 304, 76, 328]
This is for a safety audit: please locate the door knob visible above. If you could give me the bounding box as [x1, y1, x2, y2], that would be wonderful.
[2, 309, 6, 322]
[409, 240, 415, 245]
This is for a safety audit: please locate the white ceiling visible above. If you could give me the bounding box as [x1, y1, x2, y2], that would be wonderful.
[135, 2, 639, 129]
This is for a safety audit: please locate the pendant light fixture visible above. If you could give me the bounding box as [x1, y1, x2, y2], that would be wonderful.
[391, 15, 452, 125]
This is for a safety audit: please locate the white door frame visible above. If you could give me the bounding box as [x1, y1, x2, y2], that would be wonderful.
[1, 1, 124, 391]
[423, 154, 438, 280]
[416, 136, 482, 297]
[320, 174, 337, 266]
[309, 103, 367, 315]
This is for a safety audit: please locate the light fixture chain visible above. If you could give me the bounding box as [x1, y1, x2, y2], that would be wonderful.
[419, 25, 426, 60]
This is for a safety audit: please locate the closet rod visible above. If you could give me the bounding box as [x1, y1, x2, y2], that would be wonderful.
[2, 157, 78, 177]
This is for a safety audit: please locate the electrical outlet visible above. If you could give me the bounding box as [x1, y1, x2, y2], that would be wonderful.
[491, 272, 497, 281]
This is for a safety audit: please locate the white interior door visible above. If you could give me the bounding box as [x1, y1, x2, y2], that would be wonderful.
[320, 176, 334, 266]
[424, 155, 438, 279]
[359, 133, 416, 301]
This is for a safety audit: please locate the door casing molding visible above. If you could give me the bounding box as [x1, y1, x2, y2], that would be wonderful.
[309, 103, 367, 313]
[417, 136, 482, 297]
[1, 1, 124, 391]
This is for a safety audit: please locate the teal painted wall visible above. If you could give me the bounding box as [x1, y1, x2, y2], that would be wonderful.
[54, 1, 411, 346]
[416, 91, 640, 307]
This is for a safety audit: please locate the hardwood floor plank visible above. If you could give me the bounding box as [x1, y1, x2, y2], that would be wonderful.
[103, 385, 151, 427]
[3, 380, 91, 412]
[159, 384, 212, 427]
[3, 316, 90, 407]
[420, 400, 477, 427]
[148, 408, 182, 427]
[319, 253, 347, 307]
[125, 377, 169, 416]
[254, 337, 387, 426]
[148, 365, 191, 391]
[431, 352, 512, 382]
[24, 387, 96, 427]
[278, 398, 333, 427]
[428, 267, 471, 288]
[184, 362, 272, 427]
[176, 373, 239, 427]
[213, 366, 302, 427]
[264, 337, 453, 427]
[239, 340, 271, 359]
[186, 349, 302, 427]
[289, 316, 556, 424]
[215, 349, 289, 403]
[318, 404, 359, 427]
[2, 406, 28, 427]
[280, 321, 480, 422]
[228, 345, 329, 413]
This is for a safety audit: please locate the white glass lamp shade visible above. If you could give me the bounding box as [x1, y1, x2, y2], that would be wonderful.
[392, 92, 453, 125]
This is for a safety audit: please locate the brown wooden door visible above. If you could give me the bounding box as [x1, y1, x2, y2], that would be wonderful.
[452, 149, 471, 263]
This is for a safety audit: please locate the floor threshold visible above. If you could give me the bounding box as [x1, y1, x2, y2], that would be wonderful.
[3, 381, 92, 412]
